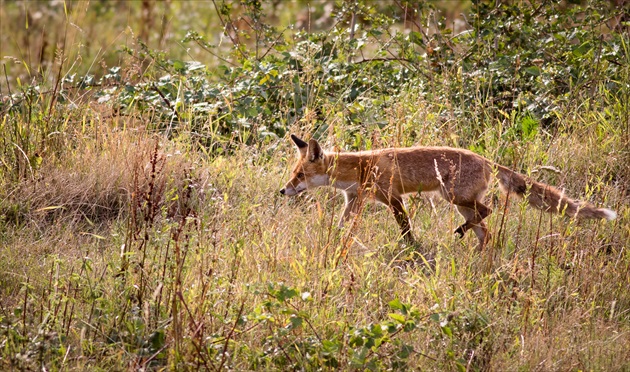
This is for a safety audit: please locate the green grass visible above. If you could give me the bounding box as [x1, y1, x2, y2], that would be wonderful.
[1, 0, 629, 370]
[1, 109, 627, 370]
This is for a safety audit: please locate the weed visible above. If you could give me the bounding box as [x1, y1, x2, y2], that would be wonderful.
[0, 0, 628, 370]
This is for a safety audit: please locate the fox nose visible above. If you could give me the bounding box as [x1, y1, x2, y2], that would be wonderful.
[279, 188, 285, 195]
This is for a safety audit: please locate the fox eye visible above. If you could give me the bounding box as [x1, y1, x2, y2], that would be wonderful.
[297, 172, 305, 179]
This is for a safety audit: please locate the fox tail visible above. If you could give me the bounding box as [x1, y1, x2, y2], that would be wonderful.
[495, 165, 616, 220]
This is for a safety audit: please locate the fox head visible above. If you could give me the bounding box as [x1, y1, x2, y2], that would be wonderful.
[280, 134, 330, 196]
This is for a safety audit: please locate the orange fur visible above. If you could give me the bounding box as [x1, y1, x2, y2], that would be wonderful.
[280, 135, 616, 249]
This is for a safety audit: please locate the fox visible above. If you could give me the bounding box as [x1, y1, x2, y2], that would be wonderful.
[280, 134, 617, 250]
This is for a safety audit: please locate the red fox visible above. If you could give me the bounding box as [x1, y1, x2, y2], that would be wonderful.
[280, 135, 616, 249]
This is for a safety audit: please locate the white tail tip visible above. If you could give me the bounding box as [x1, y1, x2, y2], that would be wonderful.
[602, 208, 617, 221]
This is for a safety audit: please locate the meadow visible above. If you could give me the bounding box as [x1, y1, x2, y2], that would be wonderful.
[0, 1, 629, 370]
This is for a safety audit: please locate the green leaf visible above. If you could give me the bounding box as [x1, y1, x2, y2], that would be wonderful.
[148, 330, 166, 352]
[524, 66, 541, 76]
[388, 313, 406, 323]
[398, 343, 414, 359]
[409, 31, 424, 46]
[388, 298, 403, 311]
[520, 115, 539, 138]
[572, 42, 592, 57]
[288, 315, 303, 329]
[349, 334, 364, 347]
[403, 320, 417, 332]
[273, 284, 298, 302]
[173, 59, 186, 73]
[441, 326, 453, 337]
[322, 339, 340, 353]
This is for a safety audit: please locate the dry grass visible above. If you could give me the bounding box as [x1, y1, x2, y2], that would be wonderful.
[0, 1, 628, 366]
[1, 126, 209, 228]
[0, 121, 628, 369]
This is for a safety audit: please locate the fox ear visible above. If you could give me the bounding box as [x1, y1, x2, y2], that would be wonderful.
[291, 134, 308, 158]
[307, 139, 324, 162]
[291, 134, 308, 148]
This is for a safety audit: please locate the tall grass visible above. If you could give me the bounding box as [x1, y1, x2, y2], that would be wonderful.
[1, 0, 628, 370]
[1, 98, 626, 370]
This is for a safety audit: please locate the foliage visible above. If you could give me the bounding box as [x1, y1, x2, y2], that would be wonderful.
[1, 1, 627, 159]
[248, 283, 429, 370]
[0, 0, 628, 370]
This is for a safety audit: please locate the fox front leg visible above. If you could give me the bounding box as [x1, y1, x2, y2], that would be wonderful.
[339, 192, 360, 228]
[382, 196, 416, 245]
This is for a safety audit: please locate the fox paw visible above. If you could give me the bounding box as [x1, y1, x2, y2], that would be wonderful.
[454, 225, 467, 238]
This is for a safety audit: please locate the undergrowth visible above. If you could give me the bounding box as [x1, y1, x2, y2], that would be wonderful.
[1, 0, 628, 370]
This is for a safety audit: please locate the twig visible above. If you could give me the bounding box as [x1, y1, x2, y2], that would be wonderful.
[176, 291, 216, 371]
[3, 64, 13, 100]
[150, 83, 182, 123]
[393, 0, 428, 41]
[258, 26, 289, 61]
[12, 142, 34, 181]
[218, 301, 246, 370]
[348, 1, 357, 63]
[44, 18, 69, 133]
[355, 57, 410, 64]
[141, 343, 170, 370]
[189, 39, 238, 67]
[211, 0, 247, 60]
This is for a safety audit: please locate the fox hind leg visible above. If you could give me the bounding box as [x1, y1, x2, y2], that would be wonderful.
[455, 204, 491, 250]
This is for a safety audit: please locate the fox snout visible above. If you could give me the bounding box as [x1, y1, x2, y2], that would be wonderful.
[279, 188, 293, 196]
[279, 185, 302, 196]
